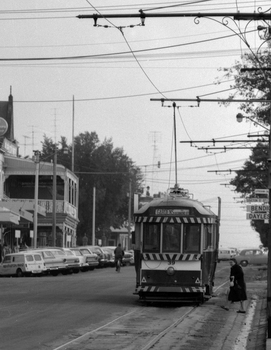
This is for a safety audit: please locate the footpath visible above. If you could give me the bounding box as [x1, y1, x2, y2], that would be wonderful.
[152, 265, 268, 350]
[215, 266, 267, 350]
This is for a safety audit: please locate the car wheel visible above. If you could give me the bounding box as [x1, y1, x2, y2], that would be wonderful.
[240, 260, 248, 267]
[51, 271, 58, 276]
[16, 268, 24, 277]
[73, 268, 80, 274]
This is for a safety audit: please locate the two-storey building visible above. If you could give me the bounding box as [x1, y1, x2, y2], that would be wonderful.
[0, 91, 79, 254]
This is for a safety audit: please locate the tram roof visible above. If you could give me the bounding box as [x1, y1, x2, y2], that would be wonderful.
[134, 195, 216, 218]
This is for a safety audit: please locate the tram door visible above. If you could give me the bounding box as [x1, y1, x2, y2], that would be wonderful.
[202, 224, 217, 294]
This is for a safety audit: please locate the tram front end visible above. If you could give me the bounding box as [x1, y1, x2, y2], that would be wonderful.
[133, 191, 219, 304]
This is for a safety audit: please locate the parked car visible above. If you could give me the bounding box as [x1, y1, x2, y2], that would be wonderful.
[72, 247, 99, 271]
[102, 246, 134, 266]
[57, 248, 81, 273]
[234, 248, 268, 267]
[0, 252, 45, 277]
[84, 246, 109, 267]
[218, 249, 236, 262]
[102, 247, 115, 267]
[27, 248, 67, 276]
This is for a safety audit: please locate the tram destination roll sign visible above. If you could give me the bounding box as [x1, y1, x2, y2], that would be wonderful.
[155, 209, 189, 216]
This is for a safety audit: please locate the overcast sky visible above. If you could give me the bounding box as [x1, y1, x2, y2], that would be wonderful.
[1, 0, 270, 248]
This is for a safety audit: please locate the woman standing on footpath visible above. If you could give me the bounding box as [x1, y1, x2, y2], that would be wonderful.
[221, 259, 247, 313]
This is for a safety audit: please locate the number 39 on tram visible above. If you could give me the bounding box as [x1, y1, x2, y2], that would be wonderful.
[133, 189, 219, 304]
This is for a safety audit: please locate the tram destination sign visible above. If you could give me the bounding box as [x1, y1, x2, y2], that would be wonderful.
[155, 209, 189, 216]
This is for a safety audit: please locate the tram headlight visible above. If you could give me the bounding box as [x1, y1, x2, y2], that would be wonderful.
[166, 266, 175, 276]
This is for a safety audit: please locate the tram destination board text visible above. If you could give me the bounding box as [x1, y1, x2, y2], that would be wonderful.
[155, 209, 190, 216]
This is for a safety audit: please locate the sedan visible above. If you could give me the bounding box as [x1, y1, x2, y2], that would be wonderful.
[234, 248, 268, 267]
[75, 247, 99, 270]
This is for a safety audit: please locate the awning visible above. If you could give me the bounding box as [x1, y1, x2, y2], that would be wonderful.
[0, 207, 20, 225]
[0, 199, 46, 222]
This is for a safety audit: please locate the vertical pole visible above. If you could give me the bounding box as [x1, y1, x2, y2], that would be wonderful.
[217, 196, 221, 250]
[72, 95, 75, 173]
[34, 153, 39, 248]
[128, 180, 132, 250]
[267, 106, 271, 337]
[173, 102, 178, 186]
[52, 149, 57, 247]
[92, 186, 96, 245]
[33, 151, 40, 249]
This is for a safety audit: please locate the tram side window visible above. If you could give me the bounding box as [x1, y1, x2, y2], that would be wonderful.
[183, 224, 201, 253]
[162, 224, 181, 253]
[143, 224, 160, 252]
[203, 226, 212, 250]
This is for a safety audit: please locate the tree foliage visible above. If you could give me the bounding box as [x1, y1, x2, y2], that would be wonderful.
[219, 49, 271, 246]
[40, 132, 143, 244]
[230, 142, 268, 246]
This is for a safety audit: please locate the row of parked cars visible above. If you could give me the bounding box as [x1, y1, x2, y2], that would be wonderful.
[0, 245, 134, 277]
[218, 247, 268, 267]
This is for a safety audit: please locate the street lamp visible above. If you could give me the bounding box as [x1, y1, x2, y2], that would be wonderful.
[236, 113, 269, 130]
[237, 112, 271, 336]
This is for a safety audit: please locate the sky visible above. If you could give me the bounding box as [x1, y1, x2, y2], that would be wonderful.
[1, 0, 270, 248]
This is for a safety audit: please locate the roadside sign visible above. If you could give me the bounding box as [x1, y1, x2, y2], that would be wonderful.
[246, 212, 269, 220]
[246, 198, 269, 203]
[246, 205, 269, 212]
[255, 189, 269, 194]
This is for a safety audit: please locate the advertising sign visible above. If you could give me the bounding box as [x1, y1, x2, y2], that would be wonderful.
[0, 117, 8, 136]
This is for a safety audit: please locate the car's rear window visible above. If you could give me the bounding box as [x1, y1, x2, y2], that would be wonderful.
[65, 251, 73, 256]
[42, 251, 55, 258]
[80, 249, 91, 254]
[72, 250, 81, 256]
[34, 255, 42, 261]
[52, 251, 65, 256]
[26, 255, 34, 262]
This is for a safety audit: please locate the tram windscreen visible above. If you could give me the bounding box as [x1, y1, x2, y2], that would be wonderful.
[183, 224, 201, 253]
[162, 224, 181, 253]
[143, 224, 160, 252]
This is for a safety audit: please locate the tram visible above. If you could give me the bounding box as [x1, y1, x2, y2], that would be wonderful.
[133, 187, 219, 303]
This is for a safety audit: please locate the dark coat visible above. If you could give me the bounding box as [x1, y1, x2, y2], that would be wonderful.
[228, 263, 247, 302]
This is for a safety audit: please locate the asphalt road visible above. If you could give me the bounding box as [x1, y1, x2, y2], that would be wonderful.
[0, 262, 266, 350]
[0, 266, 137, 350]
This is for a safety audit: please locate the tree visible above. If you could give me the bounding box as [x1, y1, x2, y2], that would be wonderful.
[230, 142, 268, 245]
[41, 132, 143, 245]
[219, 49, 271, 246]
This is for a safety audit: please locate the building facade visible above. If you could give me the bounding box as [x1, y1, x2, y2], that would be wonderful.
[0, 91, 79, 256]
